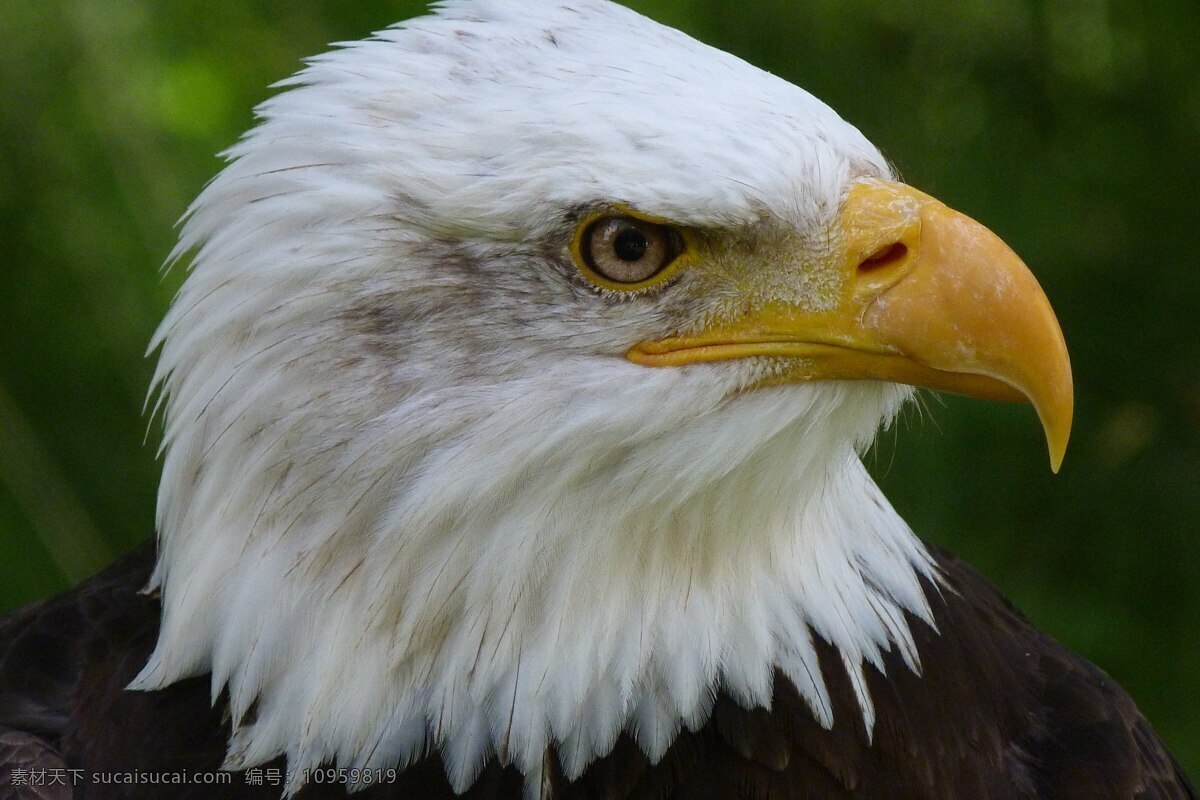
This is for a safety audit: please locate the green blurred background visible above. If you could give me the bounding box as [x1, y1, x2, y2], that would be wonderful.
[1, 0, 1197, 779]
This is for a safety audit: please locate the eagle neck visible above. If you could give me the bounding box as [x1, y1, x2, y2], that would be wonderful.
[135, 374, 935, 793]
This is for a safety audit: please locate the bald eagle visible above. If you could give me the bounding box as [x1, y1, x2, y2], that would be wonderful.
[0, 2, 1193, 799]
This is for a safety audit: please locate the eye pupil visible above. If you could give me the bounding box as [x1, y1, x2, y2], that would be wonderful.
[613, 225, 649, 262]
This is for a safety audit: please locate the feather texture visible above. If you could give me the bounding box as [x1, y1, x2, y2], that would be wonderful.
[130, 0, 929, 789]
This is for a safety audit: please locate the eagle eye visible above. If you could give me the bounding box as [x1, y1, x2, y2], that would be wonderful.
[577, 215, 682, 286]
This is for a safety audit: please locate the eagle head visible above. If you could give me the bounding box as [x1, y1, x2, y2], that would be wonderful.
[131, 0, 1072, 793]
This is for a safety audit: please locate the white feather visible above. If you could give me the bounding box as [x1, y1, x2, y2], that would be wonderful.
[132, 0, 938, 794]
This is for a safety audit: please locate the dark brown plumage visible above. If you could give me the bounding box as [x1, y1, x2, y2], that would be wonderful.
[0, 542, 1192, 800]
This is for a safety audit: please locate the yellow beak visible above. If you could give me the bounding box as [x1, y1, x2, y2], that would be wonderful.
[627, 178, 1073, 471]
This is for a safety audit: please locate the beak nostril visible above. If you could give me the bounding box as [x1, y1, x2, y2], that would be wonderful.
[858, 242, 908, 275]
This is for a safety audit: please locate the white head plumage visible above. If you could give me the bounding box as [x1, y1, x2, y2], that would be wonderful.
[132, 1, 935, 794]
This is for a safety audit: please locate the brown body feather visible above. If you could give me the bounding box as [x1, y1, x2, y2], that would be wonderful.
[0, 542, 1192, 800]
